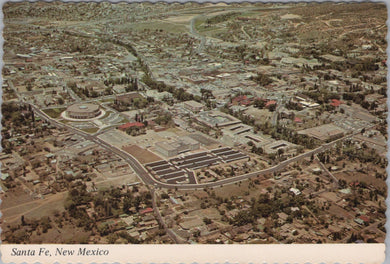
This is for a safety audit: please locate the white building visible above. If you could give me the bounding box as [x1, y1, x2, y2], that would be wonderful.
[155, 136, 200, 157]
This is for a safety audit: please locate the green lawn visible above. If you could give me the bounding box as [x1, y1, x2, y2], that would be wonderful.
[42, 108, 66, 118]
[81, 127, 100, 134]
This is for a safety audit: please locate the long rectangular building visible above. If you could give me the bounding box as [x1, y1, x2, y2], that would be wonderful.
[298, 124, 345, 141]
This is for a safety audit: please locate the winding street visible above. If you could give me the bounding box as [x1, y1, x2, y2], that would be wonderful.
[189, 14, 207, 54]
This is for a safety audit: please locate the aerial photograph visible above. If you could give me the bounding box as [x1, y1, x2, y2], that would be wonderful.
[1, 1, 387, 244]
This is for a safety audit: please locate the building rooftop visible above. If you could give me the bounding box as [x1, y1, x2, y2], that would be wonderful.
[118, 122, 145, 130]
[298, 124, 345, 141]
[196, 111, 241, 128]
[66, 103, 99, 113]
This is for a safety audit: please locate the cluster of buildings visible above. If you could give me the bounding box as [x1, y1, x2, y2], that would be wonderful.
[2, 1, 387, 245]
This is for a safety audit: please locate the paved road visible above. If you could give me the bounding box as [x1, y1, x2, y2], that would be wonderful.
[30, 103, 363, 191]
[189, 15, 206, 54]
[42, 94, 116, 110]
[271, 97, 285, 126]
[32, 104, 163, 186]
[314, 155, 339, 188]
[151, 189, 187, 244]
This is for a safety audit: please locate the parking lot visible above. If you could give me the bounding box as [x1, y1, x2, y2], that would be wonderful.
[146, 160, 196, 184]
[145, 147, 248, 184]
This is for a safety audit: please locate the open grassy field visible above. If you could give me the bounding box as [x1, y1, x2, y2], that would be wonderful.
[81, 127, 99, 134]
[42, 108, 66, 118]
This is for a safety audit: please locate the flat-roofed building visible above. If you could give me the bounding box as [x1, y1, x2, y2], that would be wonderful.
[196, 110, 242, 128]
[155, 136, 200, 157]
[263, 140, 298, 155]
[298, 124, 345, 141]
[183, 100, 204, 113]
[155, 142, 177, 157]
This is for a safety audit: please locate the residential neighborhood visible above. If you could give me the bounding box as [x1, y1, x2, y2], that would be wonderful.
[1, 2, 387, 245]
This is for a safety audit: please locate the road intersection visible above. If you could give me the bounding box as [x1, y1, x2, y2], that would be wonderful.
[31, 103, 358, 191]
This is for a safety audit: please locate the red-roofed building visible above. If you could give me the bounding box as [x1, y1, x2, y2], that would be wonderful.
[330, 99, 343, 107]
[265, 100, 277, 108]
[359, 215, 370, 223]
[241, 99, 252, 106]
[232, 95, 253, 106]
[294, 117, 303, 123]
[118, 122, 145, 131]
[349, 181, 360, 187]
[140, 207, 154, 215]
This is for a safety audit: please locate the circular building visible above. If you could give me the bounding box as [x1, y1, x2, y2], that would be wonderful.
[66, 103, 101, 119]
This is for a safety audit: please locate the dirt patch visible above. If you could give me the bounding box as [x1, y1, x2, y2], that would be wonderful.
[281, 13, 302, 20]
[164, 15, 195, 23]
[122, 145, 162, 164]
[213, 180, 252, 199]
[200, 207, 222, 220]
[93, 174, 140, 188]
[334, 171, 385, 189]
[2, 191, 67, 223]
[1, 186, 35, 209]
[327, 204, 354, 220]
[29, 224, 91, 243]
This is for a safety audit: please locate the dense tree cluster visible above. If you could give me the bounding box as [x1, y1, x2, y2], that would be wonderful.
[301, 89, 340, 105]
[256, 123, 318, 149]
[342, 140, 385, 166]
[250, 72, 273, 86]
[142, 73, 196, 102]
[285, 100, 303, 111]
[64, 183, 153, 236]
[253, 99, 266, 109]
[125, 126, 146, 137]
[231, 193, 317, 227]
[154, 113, 173, 126]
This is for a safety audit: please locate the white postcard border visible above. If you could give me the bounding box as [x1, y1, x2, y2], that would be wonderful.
[0, 0, 389, 264]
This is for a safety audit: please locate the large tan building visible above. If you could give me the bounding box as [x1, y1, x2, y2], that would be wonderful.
[66, 103, 101, 119]
[155, 136, 200, 157]
[298, 124, 345, 141]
